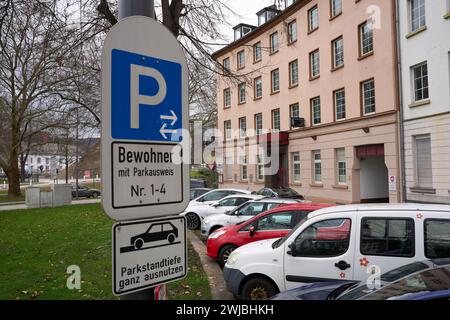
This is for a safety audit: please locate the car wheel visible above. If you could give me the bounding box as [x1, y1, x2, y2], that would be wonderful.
[167, 233, 176, 243]
[218, 244, 237, 268]
[134, 238, 144, 249]
[92, 192, 99, 198]
[209, 226, 222, 236]
[241, 277, 278, 300]
[186, 213, 200, 230]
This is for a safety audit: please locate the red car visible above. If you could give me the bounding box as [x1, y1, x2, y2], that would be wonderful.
[206, 203, 333, 267]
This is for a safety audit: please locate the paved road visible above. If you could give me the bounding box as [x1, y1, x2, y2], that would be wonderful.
[0, 198, 101, 211]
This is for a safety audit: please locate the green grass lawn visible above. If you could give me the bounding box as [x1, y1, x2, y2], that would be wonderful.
[0, 204, 211, 300]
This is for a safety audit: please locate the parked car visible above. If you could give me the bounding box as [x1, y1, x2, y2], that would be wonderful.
[72, 185, 101, 198]
[190, 188, 212, 200]
[273, 259, 450, 300]
[255, 187, 304, 200]
[182, 194, 260, 230]
[131, 222, 178, 249]
[207, 203, 332, 267]
[223, 203, 450, 300]
[188, 188, 251, 207]
[201, 198, 303, 237]
[190, 179, 207, 189]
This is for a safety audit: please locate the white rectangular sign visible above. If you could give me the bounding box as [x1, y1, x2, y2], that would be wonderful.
[111, 142, 184, 209]
[112, 216, 187, 296]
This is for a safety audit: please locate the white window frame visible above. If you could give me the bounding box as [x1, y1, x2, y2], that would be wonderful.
[270, 32, 279, 54]
[272, 109, 281, 132]
[256, 155, 264, 181]
[409, 0, 426, 32]
[288, 20, 297, 43]
[239, 117, 246, 138]
[240, 156, 248, 181]
[359, 20, 373, 56]
[311, 97, 321, 126]
[308, 5, 319, 32]
[223, 57, 230, 72]
[253, 42, 262, 62]
[255, 113, 263, 136]
[292, 152, 301, 183]
[224, 88, 231, 108]
[271, 68, 280, 93]
[362, 79, 375, 115]
[313, 150, 322, 183]
[289, 60, 299, 87]
[224, 120, 232, 140]
[332, 36, 344, 68]
[331, 0, 342, 18]
[336, 148, 346, 184]
[237, 50, 245, 69]
[310, 50, 320, 78]
[238, 83, 246, 104]
[412, 62, 429, 102]
[254, 77, 262, 99]
[334, 89, 346, 121]
[414, 134, 433, 189]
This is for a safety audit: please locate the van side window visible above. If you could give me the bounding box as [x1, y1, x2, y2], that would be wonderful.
[360, 218, 415, 257]
[424, 219, 450, 259]
[293, 218, 352, 257]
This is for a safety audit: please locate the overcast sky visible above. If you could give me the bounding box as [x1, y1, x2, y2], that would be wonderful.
[220, 0, 277, 41]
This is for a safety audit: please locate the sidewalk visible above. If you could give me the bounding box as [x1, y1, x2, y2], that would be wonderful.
[0, 198, 101, 211]
[187, 230, 234, 300]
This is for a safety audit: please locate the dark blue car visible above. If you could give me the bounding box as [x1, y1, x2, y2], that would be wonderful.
[272, 259, 450, 300]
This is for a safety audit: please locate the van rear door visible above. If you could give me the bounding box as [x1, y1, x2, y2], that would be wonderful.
[283, 212, 355, 291]
[353, 210, 417, 283]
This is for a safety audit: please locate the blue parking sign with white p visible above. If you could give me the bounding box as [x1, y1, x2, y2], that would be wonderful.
[111, 49, 182, 142]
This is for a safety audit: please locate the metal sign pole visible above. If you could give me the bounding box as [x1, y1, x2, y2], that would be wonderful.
[118, 0, 156, 301]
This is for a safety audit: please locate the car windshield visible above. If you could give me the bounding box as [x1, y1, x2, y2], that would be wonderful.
[336, 262, 431, 300]
[272, 215, 309, 249]
[273, 187, 299, 197]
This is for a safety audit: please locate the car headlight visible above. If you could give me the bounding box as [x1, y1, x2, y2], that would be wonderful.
[226, 251, 240, 266]
[208, 229, 226, 239]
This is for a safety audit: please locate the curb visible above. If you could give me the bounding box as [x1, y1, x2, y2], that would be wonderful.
[187, 230, 234, 300]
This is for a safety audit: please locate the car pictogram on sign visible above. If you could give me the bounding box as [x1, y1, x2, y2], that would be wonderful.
[131, 222, 179, 249]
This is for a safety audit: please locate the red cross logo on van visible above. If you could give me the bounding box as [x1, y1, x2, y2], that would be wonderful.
[339, 272, 346, 279]
[416, 213, 424, 220]
[360, 258, 370, 267]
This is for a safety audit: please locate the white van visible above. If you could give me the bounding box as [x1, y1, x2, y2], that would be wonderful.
[223, 204, 450, 300]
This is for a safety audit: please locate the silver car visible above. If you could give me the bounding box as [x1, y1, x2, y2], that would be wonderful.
[201, 198, 304, 237]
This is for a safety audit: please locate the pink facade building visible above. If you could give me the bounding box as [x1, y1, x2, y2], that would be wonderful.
[213, 0, 402, 204]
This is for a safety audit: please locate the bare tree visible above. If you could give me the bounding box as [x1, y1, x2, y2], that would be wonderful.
[0, 0, 92, 197]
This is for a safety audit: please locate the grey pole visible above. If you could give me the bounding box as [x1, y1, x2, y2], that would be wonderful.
[119, 0, 155, 20]
[118, 0, 157, 301]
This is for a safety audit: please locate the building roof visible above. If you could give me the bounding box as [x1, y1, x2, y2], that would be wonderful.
[212, 0, 310, 60]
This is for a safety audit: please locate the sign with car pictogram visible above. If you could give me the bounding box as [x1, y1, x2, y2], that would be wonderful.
[101, 16, 190, 221]
[112, 216, 187, 296]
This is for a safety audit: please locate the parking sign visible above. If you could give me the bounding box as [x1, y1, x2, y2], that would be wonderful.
[101, 16, 190, 221]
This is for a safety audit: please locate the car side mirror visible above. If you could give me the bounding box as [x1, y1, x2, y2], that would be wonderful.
[249, 225, 256, 237]
[287, 242, 298, 257]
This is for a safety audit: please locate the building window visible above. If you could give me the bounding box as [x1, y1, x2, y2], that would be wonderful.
[289, 60, 299, 87]
[253, 42, 262, 62]
[270, 32, 279, 54]
[414, 135, 433, 188]
[308, 5, 319, 32]
[311, 97, 321, 126]
[361, 79, 375, 115]
[288, 20, 297, 43]
[330, 0, 342, 18]
[223, 57, 230, 72]
[310, 49, 320, 79]
[336, 148, 346, 184]
[332, 36, 344, 69]
[272, 109, 281, 132]
[334, 88, 346, 120]
[223, 88, 231, 108]
[239, 117, 247, 138]
[238, 83, 246, 104]
[271, 68, 280, 93]
[290, 103, 300, 129]
[412, 62, 429, 102]
[256, 155, 264, 181]
[240, 156, 248, 181]
[225, 156, 233, 180]
[255, 113, 263, 136]
[292, 153, 301, 183]
[313, 150, 322, 183]
[410, 0, 426, 32]
[359, 20, 373, 57]
[237, 50, 245, 69]
[224, 120, 231, 140]
[254, 77, 262, 99]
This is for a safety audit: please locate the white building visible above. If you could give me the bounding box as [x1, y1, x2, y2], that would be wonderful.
[26, 155, 65, 174]
[398, 0, 450, 204]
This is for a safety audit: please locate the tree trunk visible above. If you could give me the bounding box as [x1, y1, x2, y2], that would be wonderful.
[6, 163, 21, 198]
